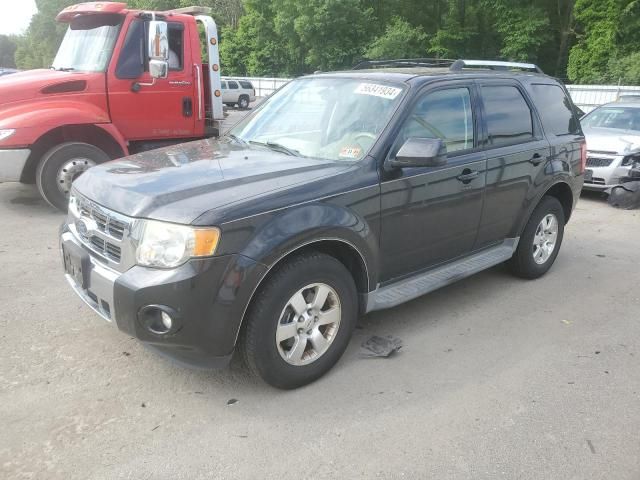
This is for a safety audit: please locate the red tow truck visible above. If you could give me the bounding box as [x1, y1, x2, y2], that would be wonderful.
[0, 2, 226, 210]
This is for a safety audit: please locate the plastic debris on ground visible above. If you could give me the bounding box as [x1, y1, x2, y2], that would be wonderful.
[361, 335, 403, 358]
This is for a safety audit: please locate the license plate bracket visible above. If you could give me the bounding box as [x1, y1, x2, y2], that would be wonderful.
[62, 240, 91, 289]
[585, 169, 593, 182]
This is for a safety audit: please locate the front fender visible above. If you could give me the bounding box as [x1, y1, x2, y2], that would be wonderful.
[233, 202, 380, 292]
[0, 100, 126, 154]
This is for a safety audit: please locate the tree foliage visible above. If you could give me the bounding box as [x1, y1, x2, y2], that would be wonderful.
[0, 35, 18, 68]
[365, 17, 429, 60]
[7, 0, 640, 84]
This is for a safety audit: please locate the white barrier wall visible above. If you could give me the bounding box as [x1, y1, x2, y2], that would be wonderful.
[566, 85, 640, 113]
[231, 76, 640, 113]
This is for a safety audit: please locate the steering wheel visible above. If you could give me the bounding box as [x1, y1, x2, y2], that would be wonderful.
[353, 132, 376, 143]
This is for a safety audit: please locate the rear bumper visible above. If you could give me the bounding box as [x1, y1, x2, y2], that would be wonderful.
[60, 226, 268, 368]
[0, 148, 30, 182]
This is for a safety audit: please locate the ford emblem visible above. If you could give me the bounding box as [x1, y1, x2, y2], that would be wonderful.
[76, 217, 97, 237]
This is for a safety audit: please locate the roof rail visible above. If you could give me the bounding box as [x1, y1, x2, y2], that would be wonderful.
[353, 58, 456, 70]
[450, 59, 543, 73]
[166, 6, 212, 16]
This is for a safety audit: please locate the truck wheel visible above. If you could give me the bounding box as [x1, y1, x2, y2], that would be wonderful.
[238, 95, 250, 110]
[241, 252, 357, 389]
[36, 142, 109, 211]
[508, 196, 565, 279]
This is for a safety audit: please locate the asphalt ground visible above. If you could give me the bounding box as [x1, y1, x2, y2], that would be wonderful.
[1, 114, 639, 478]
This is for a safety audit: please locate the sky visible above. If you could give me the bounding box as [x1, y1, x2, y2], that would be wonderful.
[0, 0, 37, 36]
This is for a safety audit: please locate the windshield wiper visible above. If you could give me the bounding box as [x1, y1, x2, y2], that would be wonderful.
[248, 140, 302, 157]
[227, 133, 248, 146]
[52, 66, 76, 72]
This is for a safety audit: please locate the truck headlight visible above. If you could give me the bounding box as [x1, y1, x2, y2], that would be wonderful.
[0, 129, 16, 141]
[135, 220, 221, 268]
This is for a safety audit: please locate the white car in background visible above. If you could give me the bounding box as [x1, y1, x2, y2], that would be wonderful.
[221, 78, 256, 110]
[581, 101, 640, 191]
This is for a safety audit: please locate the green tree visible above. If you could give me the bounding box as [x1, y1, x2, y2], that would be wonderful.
[0, 35, 18, 68]
[608, 52, 640, 84]
[365, 16, 429, 59]
[493, 3, 550, 62]
[14, 0, 77, 70]
[567, 0, 618, 83]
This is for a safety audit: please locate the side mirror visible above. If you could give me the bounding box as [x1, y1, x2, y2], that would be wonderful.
[148, 20, 169, 79]
[388, 138, 448, 169]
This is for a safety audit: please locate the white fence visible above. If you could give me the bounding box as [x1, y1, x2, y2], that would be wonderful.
[233, 76, 640, 112]
[228, 76, 292, 97]
[566, 85, 640, 113]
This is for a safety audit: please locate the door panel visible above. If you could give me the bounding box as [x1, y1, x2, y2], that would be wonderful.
[107, 19, 196, 141]
[379, 84, 486, 283]
[475, 82, 551, 248]
[380, 155, 486, 281]
[476, 140, 550, 247]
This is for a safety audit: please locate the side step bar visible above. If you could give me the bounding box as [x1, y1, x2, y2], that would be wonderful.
[365, 238, 519, 313]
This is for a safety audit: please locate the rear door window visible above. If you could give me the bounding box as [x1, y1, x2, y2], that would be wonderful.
[228, 81, 239, 90]
[482, 85, 534, 147]
[530, 84, 580, 136]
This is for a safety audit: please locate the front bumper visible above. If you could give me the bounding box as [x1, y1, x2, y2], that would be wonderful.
[0, 148, 30, 182]
[60, 226, 267, 368]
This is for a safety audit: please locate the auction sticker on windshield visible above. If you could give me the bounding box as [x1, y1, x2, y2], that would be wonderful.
[354, 83, 402, 100]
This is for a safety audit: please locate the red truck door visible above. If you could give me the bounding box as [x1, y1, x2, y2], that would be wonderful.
[107, 17, 197, 141]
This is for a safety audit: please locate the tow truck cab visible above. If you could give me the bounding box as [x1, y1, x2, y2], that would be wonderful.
[0, 2, 224, 211]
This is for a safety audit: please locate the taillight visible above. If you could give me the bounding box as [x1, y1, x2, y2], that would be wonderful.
[580, 142, 587, 174]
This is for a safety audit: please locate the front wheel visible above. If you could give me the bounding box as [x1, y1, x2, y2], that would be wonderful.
[508, 196, 565, 279]
[238, 95, 250, 110]
[36, 142, 110, 211]
[240, 252, 357, 389]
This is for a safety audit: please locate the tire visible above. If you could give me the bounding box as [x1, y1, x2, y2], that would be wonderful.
[238, 95, 250, 110]
[36, 142, 110, 211]
[508, 196, 565, 279]
[240, 252, 358, 389]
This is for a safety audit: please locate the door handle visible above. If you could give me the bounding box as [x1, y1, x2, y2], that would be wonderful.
[457, 170, 480, 183]
[529, 153, 544, 166]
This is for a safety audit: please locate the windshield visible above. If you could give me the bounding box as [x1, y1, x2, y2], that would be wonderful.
[229, 77, 406, 161]
[582, 106, 640, 132]
[52, 15, 122, 72]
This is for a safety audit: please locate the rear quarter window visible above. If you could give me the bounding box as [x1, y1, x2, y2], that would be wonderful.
[530, 84, 580, 136]
[239, 81, 253, 89]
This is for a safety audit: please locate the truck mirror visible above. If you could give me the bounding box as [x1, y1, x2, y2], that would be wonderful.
[149, 59, 168, 80]
[148, 20, 169, 61]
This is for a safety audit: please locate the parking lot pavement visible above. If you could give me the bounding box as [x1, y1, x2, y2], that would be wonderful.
[1, 183, 639, 479]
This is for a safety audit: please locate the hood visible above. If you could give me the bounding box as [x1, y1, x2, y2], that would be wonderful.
[73, 138, 352, 224]
[584, 126, 640, 156]
[0, 69, 94, 106]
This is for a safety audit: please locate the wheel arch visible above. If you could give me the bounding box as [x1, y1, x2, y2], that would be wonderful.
[20, 124, 127, 183]
[235, 238, 372, 346]
[516, 180, 574, 236]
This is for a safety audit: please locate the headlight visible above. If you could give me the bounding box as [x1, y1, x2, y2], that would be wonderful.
[0, 129, 15, 141]
[135, 220, 221, 268]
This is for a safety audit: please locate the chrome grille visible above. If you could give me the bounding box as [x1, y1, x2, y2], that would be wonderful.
[586, 157, 614, 168]
[69, 192, 135, 272]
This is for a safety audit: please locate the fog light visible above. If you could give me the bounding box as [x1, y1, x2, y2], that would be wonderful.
[138, 305, 179, 335]
[160, 311, 173, 330]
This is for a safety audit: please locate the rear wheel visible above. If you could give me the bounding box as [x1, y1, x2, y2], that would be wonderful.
[238, 95, 250, 110]
[508, 196, 565, 279]
[36, 142, 109, 211]
[240, 252, 357, 389]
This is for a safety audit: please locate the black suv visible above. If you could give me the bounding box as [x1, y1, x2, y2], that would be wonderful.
[60, 60, 586, 389]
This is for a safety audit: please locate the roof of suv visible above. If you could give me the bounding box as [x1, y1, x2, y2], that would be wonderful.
[317, 67, 553, 85]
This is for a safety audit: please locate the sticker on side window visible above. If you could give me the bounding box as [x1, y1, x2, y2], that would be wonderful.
[354, 83, 402, 100]
[339, 146, 363, 159]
